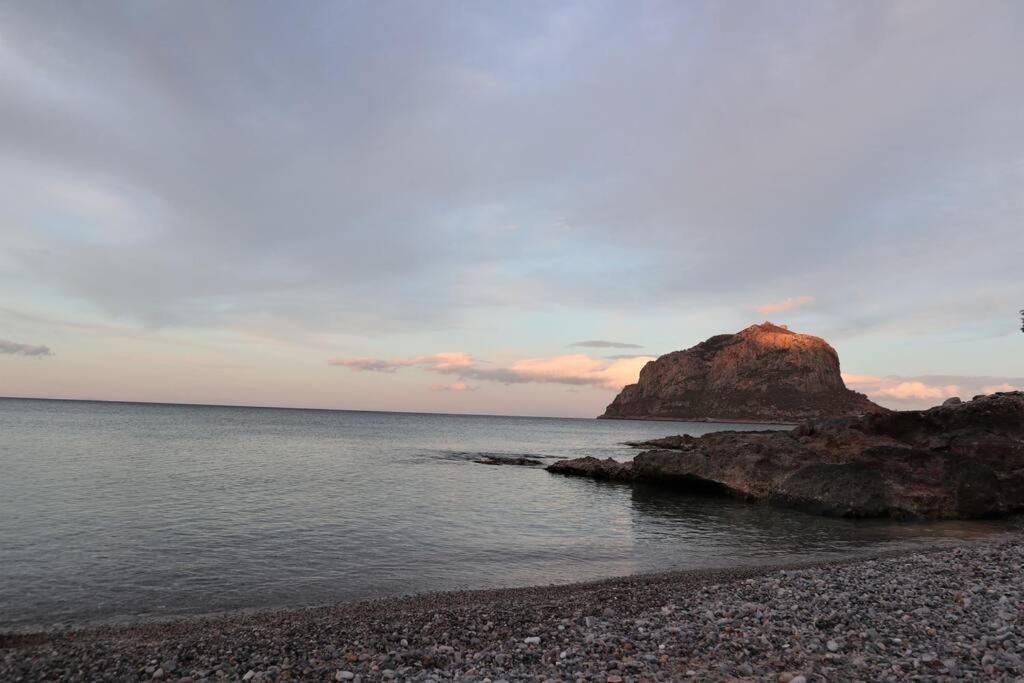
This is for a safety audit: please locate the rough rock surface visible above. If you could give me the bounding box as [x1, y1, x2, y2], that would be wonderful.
[601, 322, 884, 422]
[560, 392, 1024, 519]
[3, 538, 1023, 681]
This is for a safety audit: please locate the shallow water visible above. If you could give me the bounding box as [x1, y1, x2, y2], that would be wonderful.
[0, 398, 1015, 631]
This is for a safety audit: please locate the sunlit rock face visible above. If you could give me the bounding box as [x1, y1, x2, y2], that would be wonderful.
[601, 322, 884, 422]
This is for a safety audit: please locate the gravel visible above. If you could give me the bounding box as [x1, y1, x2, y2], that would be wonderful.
[3, 537, 1023, 681]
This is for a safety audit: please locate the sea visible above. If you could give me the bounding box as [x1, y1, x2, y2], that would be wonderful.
[0, 397, 1016, 632]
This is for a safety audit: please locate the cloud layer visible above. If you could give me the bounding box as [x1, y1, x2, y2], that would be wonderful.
[1, 1, 1020, 339]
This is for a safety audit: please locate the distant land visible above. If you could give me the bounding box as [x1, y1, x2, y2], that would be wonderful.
[601, 322, 884, 422]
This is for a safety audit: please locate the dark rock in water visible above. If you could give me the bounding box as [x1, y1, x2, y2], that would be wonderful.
[474, 455, 543, 467]
[546, 456, 632, 481]
[601, 322, 884, 422]
[555, 392, 1024, 519]
[624, 435, 699, 450]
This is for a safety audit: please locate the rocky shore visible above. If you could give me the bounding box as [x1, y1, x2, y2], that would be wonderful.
[555, 392, 1024, 519]
[4, 536, 1023, 682]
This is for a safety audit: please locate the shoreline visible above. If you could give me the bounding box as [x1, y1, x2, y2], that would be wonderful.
[2, 531, 1006, 638]
[598, 414, 800, 426]
[4, 534, 1022, 681]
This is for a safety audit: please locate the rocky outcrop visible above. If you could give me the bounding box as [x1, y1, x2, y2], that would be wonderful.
[555, 392, 1024, 519]
[601, 322, 884, 422]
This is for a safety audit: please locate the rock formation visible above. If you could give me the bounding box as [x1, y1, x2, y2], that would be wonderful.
[553, 392, 1024, 519]
[601, 322, 883, 422]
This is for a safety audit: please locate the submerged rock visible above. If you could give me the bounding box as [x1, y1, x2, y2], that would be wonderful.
[555, 392, 1024, 519]
[546, 456, 633, 481]
[601, 322, 884, 422]
[474, 455, 544, 467]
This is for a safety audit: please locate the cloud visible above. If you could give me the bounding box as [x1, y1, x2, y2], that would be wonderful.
[756, 296, 815, 315]
[332, 351, 654, 390]
[431, 381, 476, 392]
[875, 381, 960, 401]
[842, 373, 1023, 408]
[569, 340, 643, 349]
[0, 339, 53, 356]
[498, 355, 653, 389]
[328, 352, 474, 373]
[981, 383, 1018, 394]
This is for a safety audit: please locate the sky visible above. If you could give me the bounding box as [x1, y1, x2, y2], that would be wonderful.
[1, 0, 1022, 417]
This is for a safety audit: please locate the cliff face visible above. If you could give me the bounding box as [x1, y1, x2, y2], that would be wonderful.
[601, 322, 883, 422]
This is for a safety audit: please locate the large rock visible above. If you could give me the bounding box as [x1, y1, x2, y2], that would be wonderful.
[553, 392, 1024, 519]
[601, 322, 884, 422]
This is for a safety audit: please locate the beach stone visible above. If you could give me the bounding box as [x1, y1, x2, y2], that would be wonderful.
[3, 538, 1024, 683]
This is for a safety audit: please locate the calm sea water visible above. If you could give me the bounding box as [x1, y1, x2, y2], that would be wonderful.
[0, 398, 1016, 631]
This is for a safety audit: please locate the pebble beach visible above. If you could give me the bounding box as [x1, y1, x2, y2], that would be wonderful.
[3, 535, 1023, 682]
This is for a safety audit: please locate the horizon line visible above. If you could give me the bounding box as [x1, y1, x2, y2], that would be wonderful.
[0, 394, 604, 422]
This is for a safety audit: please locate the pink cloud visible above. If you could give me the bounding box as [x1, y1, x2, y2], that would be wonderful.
[875, 381, 960, 401]
[505, 354, 654, 389]
[755, 295, 814, 315]
[842, 373, 959, 402]
[981, 383, 1018, 394]
[431, 381, 476, 392]
[843, 373, 1023, 409]
[331, 351, 655, 390]
[841, 373, 986, 410]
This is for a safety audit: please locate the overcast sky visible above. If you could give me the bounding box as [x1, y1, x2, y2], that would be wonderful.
[1, 0, 1021, 416]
